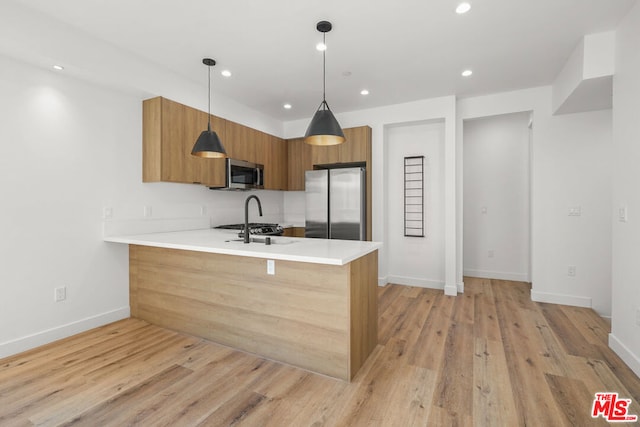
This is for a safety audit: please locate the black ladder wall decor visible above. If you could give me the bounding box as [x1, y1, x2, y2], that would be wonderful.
[404, 156, 425, 237]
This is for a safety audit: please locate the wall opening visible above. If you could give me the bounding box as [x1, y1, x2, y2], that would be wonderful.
[463, 111, 532, 283]
[384, 119, 446, 289]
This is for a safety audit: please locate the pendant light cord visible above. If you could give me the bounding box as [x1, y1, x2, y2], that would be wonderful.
[207, 64, 212, 131]
[324, 32, 329, 110]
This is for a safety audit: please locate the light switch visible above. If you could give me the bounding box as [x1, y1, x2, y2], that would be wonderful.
[481, 207, 488, 214]
[619, 206, 628, 223]
[568, 206, 581, 217]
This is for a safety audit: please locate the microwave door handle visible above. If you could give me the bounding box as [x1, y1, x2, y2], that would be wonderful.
[257, 167, 263, 187]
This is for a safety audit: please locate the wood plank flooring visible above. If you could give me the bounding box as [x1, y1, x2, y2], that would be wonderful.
[1, 277, 639, 426]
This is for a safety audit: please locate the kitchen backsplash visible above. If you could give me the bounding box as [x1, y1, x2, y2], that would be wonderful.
[103, 189, 286, 236]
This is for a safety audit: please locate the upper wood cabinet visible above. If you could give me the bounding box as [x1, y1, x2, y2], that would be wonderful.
[287, 126, 372, 190]
[340, 127, 371, 164]
[287, 137, 313, 191]
[143, 97, 226, 187]
[143, 96, 289, 190]
[262, 134, 288, 191]
[225, 120, 258, 164]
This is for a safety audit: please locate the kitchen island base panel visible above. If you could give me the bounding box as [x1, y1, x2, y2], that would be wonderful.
[129, 245, 378, 381]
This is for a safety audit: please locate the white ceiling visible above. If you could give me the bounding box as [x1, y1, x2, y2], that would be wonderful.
[5, 0, 637, 121]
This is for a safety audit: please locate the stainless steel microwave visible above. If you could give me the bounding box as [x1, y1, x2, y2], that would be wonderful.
[210, 158, 264, 191]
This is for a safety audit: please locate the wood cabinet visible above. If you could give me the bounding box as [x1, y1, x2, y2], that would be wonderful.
[129, 245, 378, 381]
[261, 133, 288, 191]
[282, 227, 306, 237]
[310, 141, 340, 166]
[141, 96, 368, 209]
[340, 126, 371, 164]
[224, 124, 287, 190]
[143, 96, 289, 190]
[143, 97, 226, 187]
[309, 127, 372, 167]
[225, 120, 258, 163]
[287, 137, 313, 191]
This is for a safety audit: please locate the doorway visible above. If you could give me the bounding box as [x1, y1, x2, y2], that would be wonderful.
[463, 112, 531, 282]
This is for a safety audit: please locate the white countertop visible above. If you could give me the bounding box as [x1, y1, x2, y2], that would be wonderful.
[104, 229, 381, 266]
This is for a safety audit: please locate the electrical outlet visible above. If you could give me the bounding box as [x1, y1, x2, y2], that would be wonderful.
[103, 207, 113, 219]
[144, 206, 152, 218]
[54, 286, 66, 302]
[488, 250, 494, 258]
[568, 266, 576, 277]
[200, 205, 207, 216]
[267, 259, 275, 275]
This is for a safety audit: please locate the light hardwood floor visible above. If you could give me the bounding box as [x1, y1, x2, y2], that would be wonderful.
[1, 278, 639, 426]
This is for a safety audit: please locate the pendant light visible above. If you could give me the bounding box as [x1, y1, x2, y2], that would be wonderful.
[304, 21, 345, 146]
[191, 58, 227, 158]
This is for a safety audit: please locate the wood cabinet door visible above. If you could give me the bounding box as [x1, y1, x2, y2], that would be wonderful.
[226, 120, 258, 163]
[339, 126, 371, 163]
[311, 143, 340, 166]
[260, 133, 288, 190]
[152, 97, 226, 186]
[287, 137, 312, 191]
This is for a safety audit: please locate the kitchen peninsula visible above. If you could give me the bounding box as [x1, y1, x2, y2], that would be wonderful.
[105, 229, 381, 381]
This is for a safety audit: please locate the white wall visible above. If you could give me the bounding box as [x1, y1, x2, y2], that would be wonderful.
[386, 120, 446, 288]
[463, 112, 531, 282]
[0, 55, 284, 358]
[0, 1, 284, 138]
[610, 1, 640, 377]
[284, 96, 458, 294]
[458, 87, 612, 316]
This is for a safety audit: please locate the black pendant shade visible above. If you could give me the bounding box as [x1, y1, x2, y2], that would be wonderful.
[304, 21, 345, 146]
[192, 124, 226, 158]
[191, 58, 227, 158]
[304, 100, 345, 146]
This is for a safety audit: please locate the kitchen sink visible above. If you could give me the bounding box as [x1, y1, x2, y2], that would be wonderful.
[224, 237, 297, 245]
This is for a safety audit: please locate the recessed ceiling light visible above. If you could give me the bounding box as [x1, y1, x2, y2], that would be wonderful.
[461, 69, 473, 77]
[52, 65, 64, 71]
[456, 2, 471, 14]
[283, 103, 292, 109]
[316, 42, 327, 51]
[221, 70, 232, 77]
[360, 89, 369, 96]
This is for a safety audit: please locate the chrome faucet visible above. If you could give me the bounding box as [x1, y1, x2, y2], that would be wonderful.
[244, 195, 263, 243]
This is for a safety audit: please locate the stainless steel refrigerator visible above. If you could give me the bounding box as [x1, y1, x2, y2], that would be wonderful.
[305, 167, 366, 240]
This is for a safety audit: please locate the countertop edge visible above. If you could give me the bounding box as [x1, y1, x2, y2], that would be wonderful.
[104, 232, 381, 266]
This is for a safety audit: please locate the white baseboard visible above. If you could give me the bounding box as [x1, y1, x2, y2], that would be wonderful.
[445, 284, 458, 296]
[0, 307, 130, 359]
[387, 275, 445, 290]
[378, 276, 388, 286]
[464, 269, 529, 282]
[530, 291, 592, 308]
[609, 333, 640, 378]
